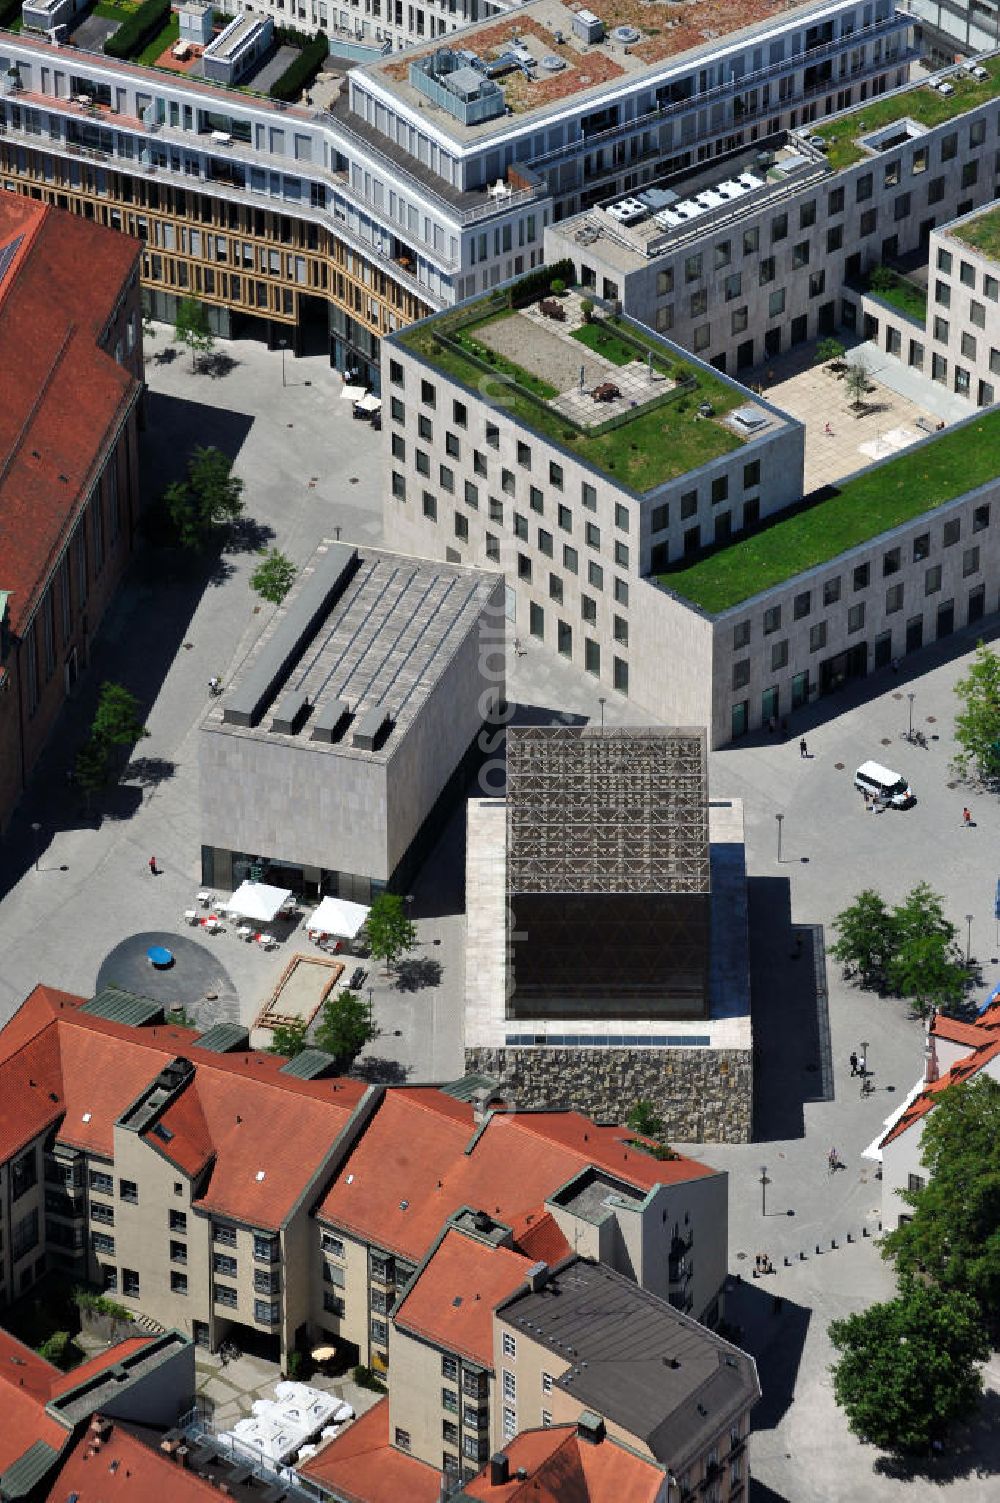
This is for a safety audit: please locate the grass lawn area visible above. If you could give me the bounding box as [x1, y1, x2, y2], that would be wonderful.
[402, 316, 744, 490]
[867, 270, 927, 324]
[662, 409, 1000, 613]
[953, 204, 1000, 261]
[95, 0, 140, 17]
[816, 58, 1000, 170]
[137, 12, 178, 64]
[571, 319, 674, 372]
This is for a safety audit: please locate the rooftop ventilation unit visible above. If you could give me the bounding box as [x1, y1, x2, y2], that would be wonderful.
[352, 706, 392, 752]
[540, 54, 566, 71]
[271, 688, 310, 735]
[611, 24, 640, 44]
[310, 698, 352, 744]
[577, 1411, 606, 1445]
[573, 9, 604, 43]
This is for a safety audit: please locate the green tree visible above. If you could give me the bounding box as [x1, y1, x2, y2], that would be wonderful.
[815, 336, 846, 365]
[882, 1076, 1000, 1329]
[550, 277, 566, 296]
[164, 446, 244, 549]
[870, 264, 895, 294]
[174, 296, 214, 368]
[844, 358, 869, 408]
[953, 641, 1000, 783]
[580, 297, 594, 324]
[314, 989, 376, 1071]
[74, 738, 111, 804]
[829, 1283, 989, 1453]
[888, 883, 966, 1016]
[91, 681, 149, 751]
[366, 893, 416, 974]
[269, 1020, 308, 1058]
[251, 549, 297, 605]
[830, 889, 896, 991]
[627, 1099, 664, 1137]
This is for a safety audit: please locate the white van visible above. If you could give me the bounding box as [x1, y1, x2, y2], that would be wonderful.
[854, 760, 914, 808]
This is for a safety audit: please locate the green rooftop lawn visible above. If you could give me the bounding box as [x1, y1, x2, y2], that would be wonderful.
[815, 58, 1000, 171]
[867, 268, 927, 324]
[570, 319, 672, 370]
[952, 203, 1000, 261]
[400, 311, 745, 491]
[662, 409, 1000, 614]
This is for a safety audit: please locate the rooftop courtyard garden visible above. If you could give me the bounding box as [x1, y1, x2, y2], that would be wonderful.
[815, 57, 1000, 171]
[397, 276, 748, 492]
[952, 202, 1000, 261]
[865, 264, 927, 324]
[660, 408, 1000, 614]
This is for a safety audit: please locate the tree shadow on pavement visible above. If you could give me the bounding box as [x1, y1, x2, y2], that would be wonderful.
[749, 877, 832, 1142]
[871, 1389, 1000, 1483]
[395, 958, 443, 992]
[123, 756, 177, 789]
[351, 1056, 410, 1085]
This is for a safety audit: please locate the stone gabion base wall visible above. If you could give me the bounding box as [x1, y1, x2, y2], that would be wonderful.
[465, 1045, 752, 1143]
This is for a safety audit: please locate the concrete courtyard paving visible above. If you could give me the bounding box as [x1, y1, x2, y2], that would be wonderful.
[2, 327, 999, 1500]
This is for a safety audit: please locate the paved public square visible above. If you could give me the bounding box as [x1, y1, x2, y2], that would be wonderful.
[1, 328, 999, 1501]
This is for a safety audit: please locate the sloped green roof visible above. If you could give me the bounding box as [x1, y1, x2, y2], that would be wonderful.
[279, 1048, 336, 1079]
[80, 987, 163, 1027]
[194, 1022, 250, 1053]
[0, 1440, 62, 1499]
[439, 1072, 499, 1102]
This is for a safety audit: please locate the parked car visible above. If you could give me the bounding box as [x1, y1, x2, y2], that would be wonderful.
[350, 967, 367, 990]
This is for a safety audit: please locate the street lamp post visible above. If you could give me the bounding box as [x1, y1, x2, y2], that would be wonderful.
[759, 1165, 768, 1217]
[860, 1039, 869, 1082]
[907, 691, 915, 739]
[278, 338, 289, 388]
[598, 696, 606, 732]
[966, 912, 974, 966]
[775, 812, 784, 863]
[367, 985, 374, 1029]
[30, 821, 41, 872]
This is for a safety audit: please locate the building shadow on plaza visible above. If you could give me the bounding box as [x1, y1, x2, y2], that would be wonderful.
[0, 396, 255, 901]
[749, 878, 832, 1142]
[725, 1277, 811, 1439]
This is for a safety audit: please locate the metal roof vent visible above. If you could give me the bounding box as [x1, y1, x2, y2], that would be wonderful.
[540, 54, 565, 70]
[612, 24, 640, 43]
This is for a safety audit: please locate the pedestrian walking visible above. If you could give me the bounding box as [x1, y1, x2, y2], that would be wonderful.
[799, 738, 808, 758]
[149, 855, 159, 876]
[963, 807, 973, 828]
[849, 1051, 859, 1076]
[828, 1147, 839, 1174]
[824, 421, 833, 436]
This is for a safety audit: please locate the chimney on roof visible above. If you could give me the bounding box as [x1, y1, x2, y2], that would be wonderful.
[490, 1454, 510, 1487]
[924, 1011, 939, 1085]
[526, 1261, 549, 1293]
[576, 1412, 605, 1446]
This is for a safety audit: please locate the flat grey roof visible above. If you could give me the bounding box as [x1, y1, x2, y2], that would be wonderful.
[548, 1167, 645, 1226]
[500, 1260, 759, 1470]
[210, 542, 498, 763]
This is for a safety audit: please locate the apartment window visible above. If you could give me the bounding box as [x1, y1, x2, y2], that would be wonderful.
[759, 256, 775, 286]
[474, 450, 488, 478]
[517, 554, 532, 583]
[123, 1268, 140, 1298]
[732, 659, 750, 691]
[970, 300, 986, 330]
[932, 353, 948, 384]
[395, 1429, 412, 1453]
[371, 1320, 389, 1346]
[893, 192, 910, 222]
[549, 574, 564, 605]
[423, 493, 437, 522]
[886, 583, 904, 614]
[12, 1149, 37, 1202]
[585, 522, 601, 549]
[90, 1170, 113, 1196]
[391, 434, 406, 463]
[971, 119, 987, 148]
[961, 160, 979, 189]
[455, 512, 469, 543]
[442, 1354, 459, 1381]
[974, 504, 990, 532]
[614, 577, 629, 607]
[715, 239, 732, 269]
[119, 1179, 138, 1205]
[415, 451, 430, 477]
[856, 173, 873, 203]
[253, 1232, 278, 1263]
[940, 133, 957, 163]
[254, 1300, 280, 1326]
[517, 440, 531, 469]
[89, 1230, 114, 1257]
[420, 379, 436, 408]
[529, 486, 544, 515]
[684, 252, 702, 282]
[391, 473, 406, 501]
[214, 1253, 237, 1278]
[883, 547, 901, 577]
[513, 513, 528, 542]
[323, 1291, 344, 1316]
[928, 175, 945, 204]
[823, 577, 841, 606]
[549, 461, 563, 489]
[417, 414, 433, 441]
[463, 481, 479, 511]
[771, 212, 788, 242]
[690, 289, 707, 317]
[962, 545, 980, 578]
[588, 561, 604, 590]
[585, 639, 600, 676]
[828, 185, 845, 216]
[828, 223, 843, 254]
[558, 621, 572, 658]
[581, 482, 597, 512]
[913, 533, 930, 563]
[734, 620, 751, 650]
[563, 545, 578, 574]
[321, 1232, 344, 1257]
[680, 490, 698, 521]
[962, 332, 977, 360]
[580, 595, 596, 625]
[935, 280, 951, 309]
[502, 1332, 516, 1359]
[985, 275, 999, 303]
[440, 465, 455, 495]
[557, 503, 573, 534]
[937, 247, 953, 274]
[214, 1222, 237, 1247]
[12, 1210, 39, 1264]
[170, 1239, 187, 1264]
[655, 304, 674, 333]
[657, 268, 674, 295]
[771, 640, 788, 671]
[503, 1407, 517, 1442]
[530, 603, 545, 640]
[485, 423, 499, 450]
[809, 622, 827, 653]
[501, 469, 516, 497]
[907, 1173, 926, 1193]
[848, 603, 865, 633]
[724, 272, 742, 301]
[943, 518, 961, 547]
[793, 591, 811, 620]
[91, 1201, 114, 1226]
[171, 1271, 188, 1295]
[768, 289, 785, 319]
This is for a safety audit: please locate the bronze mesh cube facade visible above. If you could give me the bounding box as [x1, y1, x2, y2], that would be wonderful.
[506, 727, 711, 1022]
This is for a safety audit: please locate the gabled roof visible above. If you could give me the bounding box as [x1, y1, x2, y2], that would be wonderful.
[317, 1090, 716, 1261]
[0, 985, 367, 1229]
[42, 1419, 221, 1503]
[393, 1227, 534, 1367]
[880, 998, 1000, 1149]
[0, 196, 141, 638]
[299, 1398, 442, 1503]
[461, 1425, 666, 1503]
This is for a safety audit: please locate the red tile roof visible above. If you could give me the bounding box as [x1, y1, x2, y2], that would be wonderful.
[512, 1211, 571, 1265]
[463, 1425, 665, 1503]
[0, 196, 141, 637]
[299, 1399, 442, 1503]
[880, 999, 1000, 1148]
[394, 1228, 533, 1366]
[317, 1092, 715, 1261]
[43, 1420, 220, 1503]
[0, 986, 367, 1228]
